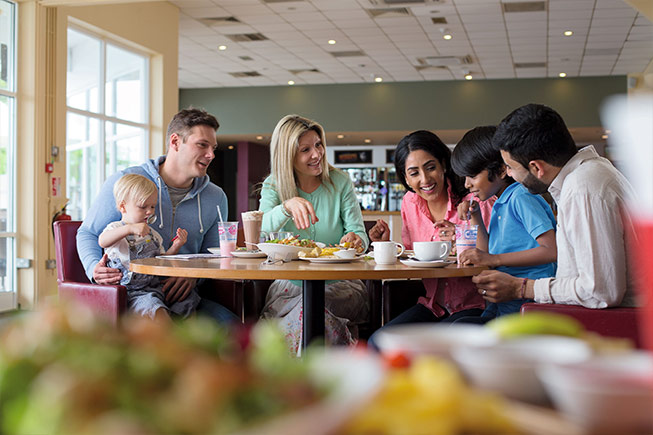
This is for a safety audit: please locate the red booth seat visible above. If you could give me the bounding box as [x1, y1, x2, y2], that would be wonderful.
[520, 302, 643, 348]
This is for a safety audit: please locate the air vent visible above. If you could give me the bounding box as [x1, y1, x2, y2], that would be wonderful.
[367, 0, 446, 5]
[289, 68, 321, 75]
[225, 33, 268, 42]
[262, 0, 304, 3]
[331, 50, 366, 58]
[415, 65, 448, 71]
[199, 16, 241, 27]
[418, 55, 473, 66]
[367, 7, 412, 18]
[239, 56, 254, 61]
[585, 48, 620, 56]
[502, 1, 546, 13]
[431, 17, 447, 24]
[229, 71, 262, 78]
[514, 62, 546, 68]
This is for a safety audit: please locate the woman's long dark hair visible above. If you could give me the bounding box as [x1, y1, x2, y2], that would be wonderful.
[394, 130, 468, 207]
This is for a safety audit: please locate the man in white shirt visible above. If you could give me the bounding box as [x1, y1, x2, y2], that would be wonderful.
[473, 103, 637, 308]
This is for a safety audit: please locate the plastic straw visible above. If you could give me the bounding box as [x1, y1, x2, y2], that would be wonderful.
[217, 205, 224, 223]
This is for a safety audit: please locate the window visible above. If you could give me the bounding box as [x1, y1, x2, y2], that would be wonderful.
[0, 0, 17, 310]
[66, 26, 149, 219]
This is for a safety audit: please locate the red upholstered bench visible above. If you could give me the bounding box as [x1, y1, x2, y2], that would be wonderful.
[520, 302, 643, 348]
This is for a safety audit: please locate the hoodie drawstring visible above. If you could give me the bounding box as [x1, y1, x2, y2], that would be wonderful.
[157, 177, 164, 230]
[197, 195, 204, 234]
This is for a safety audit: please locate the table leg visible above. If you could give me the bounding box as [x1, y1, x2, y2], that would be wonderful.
[302, 280, 325, 349]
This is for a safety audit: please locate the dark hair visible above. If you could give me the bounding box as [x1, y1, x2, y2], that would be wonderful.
[166, 107, 220, 146]
[394, 130, 467, 207]
[493, 104, 577, 169]
[452, 126, 514, 184]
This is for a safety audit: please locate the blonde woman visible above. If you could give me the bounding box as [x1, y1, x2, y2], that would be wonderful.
[259, 114, 370, 354]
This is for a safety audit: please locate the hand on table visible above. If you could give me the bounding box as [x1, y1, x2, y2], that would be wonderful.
[92, 254, 122, 285]
[458, 248, 497, 267]
[368, 219, 390, 242]
[283, 197, 318, 230]
[340, 232, 364, 252]
[162, 277, 197, 304]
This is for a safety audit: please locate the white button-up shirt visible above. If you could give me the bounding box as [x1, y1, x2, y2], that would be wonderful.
[533, 146, 637, 308]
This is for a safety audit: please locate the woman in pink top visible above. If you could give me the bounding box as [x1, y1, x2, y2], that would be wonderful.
[368, 130, 494, 335]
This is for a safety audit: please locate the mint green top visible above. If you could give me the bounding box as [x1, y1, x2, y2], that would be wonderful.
[259, 169, 369, 251]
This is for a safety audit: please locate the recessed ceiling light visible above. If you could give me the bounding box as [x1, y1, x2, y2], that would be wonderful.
[256, 135, 263, 140]
[564, 30, 573, 36]
[288, 80, 295, 85]
[328, 39, 336, 45]
[374, 77, 383, 82]
[337, 134, 344, 139]
[601, 134, 608, 140]
[218, 45, 227, 51]
[559, 72, 567, 78]
[364, 139, 371, 143]
[228, 145, 234, 150]
[464, 73, 473, 80]
[443, 33, 452, 40]
[605, 129, 611, 134]
[440, 28, 452, 40]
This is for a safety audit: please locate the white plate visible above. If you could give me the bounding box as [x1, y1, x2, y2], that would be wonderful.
[400, 258, 454, 268]
[257, 242, 326, 262]
[299, 256, 364, 264]
[230, 250, 267, 258]
[207, 247, 220, 255]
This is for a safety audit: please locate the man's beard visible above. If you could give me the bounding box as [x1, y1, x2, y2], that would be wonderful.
[521, 172, 550, 195]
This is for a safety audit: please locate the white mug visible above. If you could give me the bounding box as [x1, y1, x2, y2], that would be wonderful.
[372, 241, 405, 265]
[413, 241, 451, 261]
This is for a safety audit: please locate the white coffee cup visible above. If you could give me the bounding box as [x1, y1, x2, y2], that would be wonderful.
[372, 241, 405, 265]
[413, 241, 452, 261]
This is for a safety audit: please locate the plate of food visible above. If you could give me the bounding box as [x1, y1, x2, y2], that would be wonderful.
[400, 258, 455, 268]
[299, 255, 364, 264]
[231, 248, 267, 258]
[257, 235, 325, 262]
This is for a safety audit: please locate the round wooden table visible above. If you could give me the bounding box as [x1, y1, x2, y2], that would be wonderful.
[131, 257, 487, 348]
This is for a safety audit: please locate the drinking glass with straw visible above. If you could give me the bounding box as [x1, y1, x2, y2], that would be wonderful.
[216, 205, 238, 257]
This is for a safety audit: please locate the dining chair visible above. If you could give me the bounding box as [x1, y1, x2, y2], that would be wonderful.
[53, 220, 127, 325]
[520, 302, 643, 348]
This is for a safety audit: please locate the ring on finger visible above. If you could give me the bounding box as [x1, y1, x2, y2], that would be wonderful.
[482, 289, 487, 295]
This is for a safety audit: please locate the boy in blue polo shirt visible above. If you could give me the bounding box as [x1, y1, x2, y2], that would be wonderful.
[451, 126, 557, 320]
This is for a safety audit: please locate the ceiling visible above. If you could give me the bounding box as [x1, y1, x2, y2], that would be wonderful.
[173, 0, 653, 89]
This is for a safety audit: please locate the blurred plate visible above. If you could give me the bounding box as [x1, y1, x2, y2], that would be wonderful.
[207, 247, 220, 255]
[231, 250, 267, 258]
[299, 256, 364, 264]
[236, 350, 384, 435]
[400, 259, 454, 268]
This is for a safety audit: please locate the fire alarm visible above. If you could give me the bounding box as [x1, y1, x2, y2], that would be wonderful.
[45, 163, 54, 173]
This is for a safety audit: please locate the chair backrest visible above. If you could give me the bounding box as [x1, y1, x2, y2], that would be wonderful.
[53, 220, 91, 284]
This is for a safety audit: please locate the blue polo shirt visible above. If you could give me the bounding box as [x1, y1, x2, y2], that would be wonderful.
[489, 182, 557, 279]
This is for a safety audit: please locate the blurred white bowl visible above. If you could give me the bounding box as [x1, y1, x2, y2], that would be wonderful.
[375, 324, 497, 360]
[538, 351, 653, 433]
[207, 247, 220, 255]
[452, 336, 592, 404]
[257, 242, 324, 262]
[334, 249, 357, 259]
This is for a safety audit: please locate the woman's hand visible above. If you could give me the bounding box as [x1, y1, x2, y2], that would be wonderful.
[368, 219, 390, 242]
[283, 197, 318, 230]
[340, 232, 364, 252]
[433, 220, 456, 242]
[458, 248, 497, 267]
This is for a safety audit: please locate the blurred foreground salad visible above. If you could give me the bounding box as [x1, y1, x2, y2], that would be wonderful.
[0, 304, 325, 434]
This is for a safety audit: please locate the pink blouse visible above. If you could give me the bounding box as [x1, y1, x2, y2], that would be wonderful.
[400, 188, 494, 318]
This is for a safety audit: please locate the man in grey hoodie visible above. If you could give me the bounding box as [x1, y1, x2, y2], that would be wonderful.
[77, 108, 238, 322]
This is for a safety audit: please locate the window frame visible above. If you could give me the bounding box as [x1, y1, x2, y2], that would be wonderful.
[65, 23, 150, 219]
